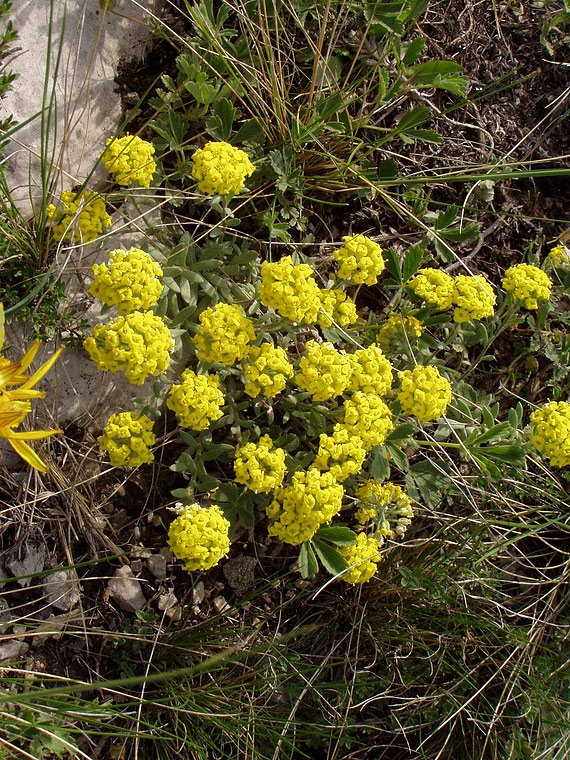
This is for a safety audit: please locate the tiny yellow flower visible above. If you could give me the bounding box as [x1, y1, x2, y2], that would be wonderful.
[259, 257, 321, 325]
[530, 401, 570, 467]
[398, 365, 451, 422]
[312, 426, 367, 482]
[340, 533, 382, 584]
[194, 303, 255, 366]
[167, 369, 224, 431]
[242, 343, 294, 398]
[90, 247, 163, 315]
[295, 341, 352, 402]
[191, 141, 255, 195]
[98, 412, 155, 467]
[451, 274, 496, 323]
[317, 289, 358, 329]
[333, 234, 385, 286]
[340, 394, 393, 450]
[168, 503, 231, 571]
[409, 269, 454, 310]
[355, 481, 414, 537]
[548, 244, 570, 268]
[47, 191, 111, 244]
[347, 345, 393, 395]
[502, 264, 552, 310]
[234, 434, 287, 493]
[101, 134, 156, 188]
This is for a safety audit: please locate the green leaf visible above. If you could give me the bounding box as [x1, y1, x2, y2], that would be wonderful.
[206, 96, 238, 141]
[403, 244, 423, 281]
[434, 205, 458, 230]
[370, 445, 390, 481]
[233, 117, 265, 144]
[396, 105, 430, 133]
[314, 525, 356, 546]
[386, 441, 409, 472]
[312, 538, 348, 576]
[383, 246, 402, 283]
[386, 423, 414, 444]
[377, 157, 398, 180]
[403, 37, 425, 65]
[170, 452, 196, 474]
[299, 542, 319, 579]
[407, 128, 442, 144]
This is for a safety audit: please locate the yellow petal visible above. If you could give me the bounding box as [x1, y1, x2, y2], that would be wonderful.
[4, 428, 62, 440]
[8, 437, 48, 472]
[19, 346, 64, 390]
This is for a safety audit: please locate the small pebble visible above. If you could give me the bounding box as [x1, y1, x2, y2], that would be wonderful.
[147, 554, 167, 581]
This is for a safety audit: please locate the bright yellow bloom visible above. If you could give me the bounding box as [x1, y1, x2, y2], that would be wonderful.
[234, 434, 286, 493]
[312, 426, 367, 482]
[83, 311, 173, 385]
[530, 401, 570, 467]
[452, 274, 496, 322]
[259, 257, 321, 325]
[409, 269, 454, 310]
[317, 289, 358, 329]
[191, 141, 255, 195]
[97, 412, 155, 467]
[333, 234, 385, 286]
[166, 369, 224, 431]
[267, 469, 344, 545]
[355, 481, 414, 537]
[340, 533, 382, 584]
[242, 343, 294, 398]
[194, 303, 255, 366]
[376, 315, 424, 351]
[0, 317, 63, 472]
[398, 365, 451, 422]
[101, 134, 156, 188]
[340, 395, 393, 450]
[502, 264, 552, 310]
[347, 345, 393, 395]
[168, 503, 231, 571]
[295, 341, 352, 402]
[548, 244, 570, 268]
[90, 247, 163, 315]
[47, 191, 111, 244]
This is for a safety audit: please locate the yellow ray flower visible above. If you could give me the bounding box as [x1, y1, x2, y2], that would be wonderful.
[0, 314, 64, 472]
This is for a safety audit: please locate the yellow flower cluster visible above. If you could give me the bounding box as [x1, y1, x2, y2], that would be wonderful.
[97, 412, 155, 467]
[347, 345, 393, 395]
[89, 247, 163, 315]
[312, 426, 366, 482]
[191, 141, 255, 195]
[502, 264, 552, 310]
[168, 503, 231, 571]
[452, 274, 496, 322]
[340, 533, 382, 584]
[194, 303, 255, 365]
[317, 289, 358, 329]
[341, 393, 393, 449]
[266, 469, 344, 545]
[355, 481, 414, 537]
[101, 134, 156, 188]
[409, 269, 454, 310]
[295, 341, 352, 401]
[84, 311, 173, 385]
[166, 369, 224, 431]
[376, 315, 424, 351]
[333, 234, 385, 286]
[548, 244, 570, 268]
[259, 257, 321, 324]
[398, 365, 451, 422]
[242, 343, 294, 398]
[47, 191, 111, 244]
[234, 434, 287, 493]
[530, 401, 570, 467]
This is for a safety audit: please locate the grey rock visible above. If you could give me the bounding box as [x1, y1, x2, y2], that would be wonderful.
[0, 597, 11, 635]
[6, 542, 47, 587]
[0, 640, 29, 663]
[30, 614, 66, 648]
[158, 591, 177, 612]
[192, 581, 205, 605]
[213, 596, 229, 614]
[147, 554, 167, 581]
[108, 566, 146, 613]
[45, 570, 80, 611]
[223, 555, 256, 592]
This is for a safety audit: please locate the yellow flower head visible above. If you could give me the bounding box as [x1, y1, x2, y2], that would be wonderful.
[355, 481, 414, 537]
[267, 469, 344, 545]
[98, 412, 155, 467]
[398, 365, 451, 422]
[83, 311, 173, 385]
[0, 326, 63, 472]
[340, 533, 382, 584]
[242, 343, 294, 398]
[548, 244, 570, 268]
[409, 268, 454, 310]
[47, 191, 111, 244]
[530, 401, 570, 467]
[312, 426, 367, 482]
[502, 264, 552, 310]
[452, 274, 496, 323]
[191, 141, 255, 195]
[234, 434, 287, 493]
[333, 234, 385, 286]
[376, 315, 424, 351]
[89, 247, 163, 315]
[340, 395, 393, 450]
[347, 345, 393, 395]
[259, 257, 321, 325]
[166, 369, 224, 431]
[168, 503, 231, 572]
[317, 289, 358, 329]
[295, 341, 352, 402]
[194, 303, 255, 366]
[101, 134, 156, 188]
